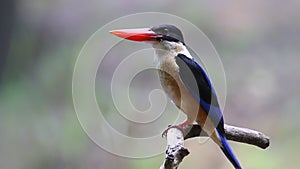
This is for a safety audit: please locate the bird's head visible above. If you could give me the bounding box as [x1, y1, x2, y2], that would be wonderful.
[110, 24, 185, 52]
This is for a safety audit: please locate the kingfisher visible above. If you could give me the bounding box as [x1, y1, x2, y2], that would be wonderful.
[110, 24, 242, 169]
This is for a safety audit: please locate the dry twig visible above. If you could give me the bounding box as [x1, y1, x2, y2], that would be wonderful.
[160, 124, 270, 169]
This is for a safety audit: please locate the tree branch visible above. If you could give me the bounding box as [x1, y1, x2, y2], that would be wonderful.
[160, 128, 189, 169]
[160, 124, 270, 169]
[185, 124, 270, 149]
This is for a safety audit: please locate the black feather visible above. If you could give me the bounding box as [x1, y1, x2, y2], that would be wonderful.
[175, 53, 224, 133]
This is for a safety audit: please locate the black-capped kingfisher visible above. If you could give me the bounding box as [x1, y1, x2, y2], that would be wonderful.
[110, 24, 242, 169]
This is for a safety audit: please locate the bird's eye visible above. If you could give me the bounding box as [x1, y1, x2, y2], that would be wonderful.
[164, 28, 168, 33]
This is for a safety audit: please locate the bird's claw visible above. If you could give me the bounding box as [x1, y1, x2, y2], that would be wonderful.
[162, 124, 186, 138]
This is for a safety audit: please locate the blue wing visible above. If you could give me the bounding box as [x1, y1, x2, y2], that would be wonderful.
[175, 53, 224, 133]
[175, 53, 242, 169]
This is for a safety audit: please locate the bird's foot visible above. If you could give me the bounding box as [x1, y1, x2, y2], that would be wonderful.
[162, 121, 193, 138]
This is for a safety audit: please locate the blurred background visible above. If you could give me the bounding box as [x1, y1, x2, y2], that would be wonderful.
[1, 0, 300, 169]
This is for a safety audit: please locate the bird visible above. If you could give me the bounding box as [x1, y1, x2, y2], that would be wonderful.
[110, 24, 242, 169]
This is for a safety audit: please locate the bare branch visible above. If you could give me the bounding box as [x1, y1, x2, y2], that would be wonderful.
[184, 124, 270, 149]
[160, 128, 189, 169]
[160, 124, 270, 169]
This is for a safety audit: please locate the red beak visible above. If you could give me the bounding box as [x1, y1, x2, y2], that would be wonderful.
[110, 28, 161, 42]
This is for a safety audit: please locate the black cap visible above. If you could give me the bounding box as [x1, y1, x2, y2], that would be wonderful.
[150, 24, 184, 43]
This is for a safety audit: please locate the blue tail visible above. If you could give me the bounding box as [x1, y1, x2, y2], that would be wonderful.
[217, 129, 242, 169]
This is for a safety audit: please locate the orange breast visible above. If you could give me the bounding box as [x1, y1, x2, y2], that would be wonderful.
[158, 69, 217, 136]
[158, 70, 181, 108]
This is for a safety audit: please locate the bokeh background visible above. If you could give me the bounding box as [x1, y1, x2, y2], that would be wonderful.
[1, 1, 300, 169]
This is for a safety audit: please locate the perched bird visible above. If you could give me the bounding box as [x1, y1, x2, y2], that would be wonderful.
[110, 24, 242, 169]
